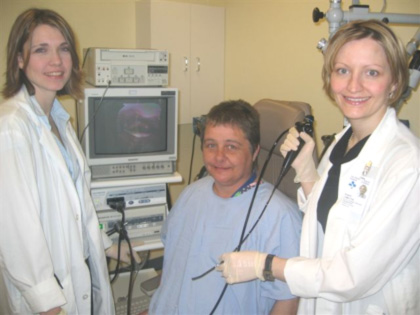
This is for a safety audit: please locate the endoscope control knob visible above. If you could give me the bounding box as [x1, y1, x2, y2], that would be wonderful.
[312, 7, 325, 23]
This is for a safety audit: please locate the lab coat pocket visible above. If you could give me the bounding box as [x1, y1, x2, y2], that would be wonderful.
[329, 201, 364, 231]
[325, 202, 365, 250]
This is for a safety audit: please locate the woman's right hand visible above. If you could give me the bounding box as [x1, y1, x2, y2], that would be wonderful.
[280, 127, 319, 184]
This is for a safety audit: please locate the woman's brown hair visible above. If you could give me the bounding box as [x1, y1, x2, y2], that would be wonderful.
[2, 8, 83, 100]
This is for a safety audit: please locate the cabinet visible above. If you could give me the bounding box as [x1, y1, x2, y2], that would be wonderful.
[136, 0, 225, 124]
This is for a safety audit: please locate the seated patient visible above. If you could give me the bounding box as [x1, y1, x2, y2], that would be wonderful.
[148, 99, 302, 314]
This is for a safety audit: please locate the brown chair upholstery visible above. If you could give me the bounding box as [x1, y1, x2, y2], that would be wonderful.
[254, 99, 316, 201]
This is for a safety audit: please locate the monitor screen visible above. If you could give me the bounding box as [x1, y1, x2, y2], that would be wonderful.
[79, 87, 178, 179]
[92, 97, 168, 156]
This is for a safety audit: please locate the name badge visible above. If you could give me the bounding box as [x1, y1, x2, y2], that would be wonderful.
[342, 161, 374, 208]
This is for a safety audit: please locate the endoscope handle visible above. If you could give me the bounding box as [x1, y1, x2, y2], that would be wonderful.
[295, 114, 314, 141]
[280, 115, 314, 176]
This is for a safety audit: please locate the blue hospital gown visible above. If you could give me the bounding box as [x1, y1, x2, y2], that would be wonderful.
[149, 176, 302, 314]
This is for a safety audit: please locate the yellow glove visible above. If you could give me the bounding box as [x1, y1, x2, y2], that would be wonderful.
[280, 127, 319, 183]
[216, 251, 267, 284]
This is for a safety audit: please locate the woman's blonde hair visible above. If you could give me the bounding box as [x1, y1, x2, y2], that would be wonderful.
[322, 20, 409, 108]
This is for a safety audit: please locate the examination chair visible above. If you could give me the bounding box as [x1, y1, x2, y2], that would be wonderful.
[254, 99, 317, 202]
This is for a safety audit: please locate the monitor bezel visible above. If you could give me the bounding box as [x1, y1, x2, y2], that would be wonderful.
[79, 86, 178, 168]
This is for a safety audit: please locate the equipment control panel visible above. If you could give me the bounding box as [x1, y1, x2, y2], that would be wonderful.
[84, 48, 169, 87]
[91, 183, 167, 211]
[97, 204, 167, 243]
[92, 183, 168, 246]
[91, 161, 176, 180]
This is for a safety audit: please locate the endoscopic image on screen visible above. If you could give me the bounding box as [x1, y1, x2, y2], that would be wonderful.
[93, 99, 168, 155]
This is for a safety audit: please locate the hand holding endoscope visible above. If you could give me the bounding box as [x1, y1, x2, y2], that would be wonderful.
[280, 115, 314, 178]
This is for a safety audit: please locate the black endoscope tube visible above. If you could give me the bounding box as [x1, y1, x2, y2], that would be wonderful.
[193, 127, 291, 281]
[208, 115, 314, 315]
[208, 128, 290, 315]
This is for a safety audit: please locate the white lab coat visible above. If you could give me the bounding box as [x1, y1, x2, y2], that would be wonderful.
[285, 108, 420, 314]
[0, 87, 115, 314]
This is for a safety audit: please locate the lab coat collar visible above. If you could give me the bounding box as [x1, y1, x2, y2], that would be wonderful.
[359, 107, 397, 157]
[16, 86, 79, 183]
[334, 107, 398, 156]
[17, 86, 70, 125]
[15, 86, 47, 119]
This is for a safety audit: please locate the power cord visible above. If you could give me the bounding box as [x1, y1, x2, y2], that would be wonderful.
[107, 198, 137, 315]
[188, 115, 207, 184]
[188, 132, 198, 185]
[78, 80, 111, 143]
[75, 48, 92, 137]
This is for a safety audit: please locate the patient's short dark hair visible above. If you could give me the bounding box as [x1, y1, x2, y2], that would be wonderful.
[201, 99, 260, 155]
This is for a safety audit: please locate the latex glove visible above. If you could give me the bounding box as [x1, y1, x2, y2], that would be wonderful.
[105, 242, 142, 265]
[216, 251, 267, 284]
[41, 307, 65, 315]
[279, 127, 319, 183]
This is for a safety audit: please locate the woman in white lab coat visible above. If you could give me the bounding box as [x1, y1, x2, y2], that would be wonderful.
[0, 9, 137, 314]
[217, 20, 419, 314]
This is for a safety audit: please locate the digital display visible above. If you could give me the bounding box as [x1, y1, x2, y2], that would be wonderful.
[92, 98, 168, 155]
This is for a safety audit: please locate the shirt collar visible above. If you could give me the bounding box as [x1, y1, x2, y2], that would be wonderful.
[231, 172, 259, 198]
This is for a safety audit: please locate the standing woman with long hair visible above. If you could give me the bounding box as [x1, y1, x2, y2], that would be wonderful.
[0, 8, 138, 314]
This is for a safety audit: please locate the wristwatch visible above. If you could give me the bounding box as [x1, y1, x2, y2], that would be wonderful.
[263, 254, 275, 281]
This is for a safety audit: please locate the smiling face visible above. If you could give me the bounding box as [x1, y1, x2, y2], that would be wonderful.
[330, 38, 395, 134]
[18, 24, 72, 110]
[203, 123, 259, 198]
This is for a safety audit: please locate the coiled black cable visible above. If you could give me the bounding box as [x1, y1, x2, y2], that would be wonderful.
[207, 127, 290, 315]
[108, 200, 137, 315]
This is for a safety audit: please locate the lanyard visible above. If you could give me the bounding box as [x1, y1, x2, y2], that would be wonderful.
[231, 172, 259, 198]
